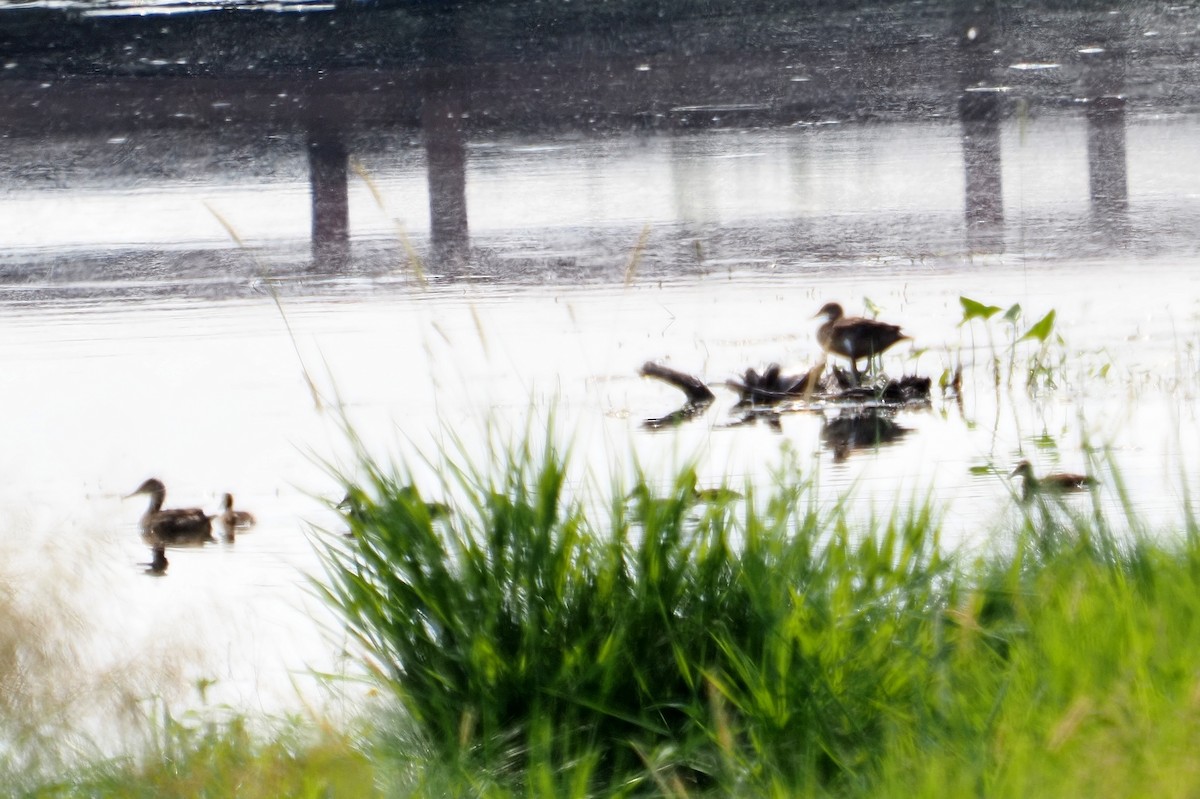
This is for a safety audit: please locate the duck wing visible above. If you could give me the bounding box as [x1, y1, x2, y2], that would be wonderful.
[830, 317, 909, 358]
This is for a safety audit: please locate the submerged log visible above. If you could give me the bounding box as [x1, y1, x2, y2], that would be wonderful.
[643, 404, 712, 430]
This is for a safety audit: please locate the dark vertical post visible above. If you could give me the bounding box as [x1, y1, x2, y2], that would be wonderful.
[307, 126, 350, 268]
[423, 88, 469, 265]
[420, 9, 470, 266]
[955, 2, 1005, 255]
[1081, 47, 1129, 229]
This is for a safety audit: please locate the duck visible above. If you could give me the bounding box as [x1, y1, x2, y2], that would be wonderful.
[337, 486, 449, 537]
[1009, 460, 1097, 500]
[126, 478, 214, 545]
[693, 486, 744, 504]
[218, 492, 256, 539]
[814, 302, 910, 385]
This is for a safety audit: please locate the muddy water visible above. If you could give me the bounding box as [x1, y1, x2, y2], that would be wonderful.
[1, 116, 1199, 737]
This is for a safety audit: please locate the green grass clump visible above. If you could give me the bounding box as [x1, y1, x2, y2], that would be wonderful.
[16, 713, 378, 799]
[318, 430, 954, 794]
[315, 428, 1200, 797]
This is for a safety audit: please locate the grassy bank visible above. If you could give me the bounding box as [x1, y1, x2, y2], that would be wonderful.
[10, 433, 1200, 797]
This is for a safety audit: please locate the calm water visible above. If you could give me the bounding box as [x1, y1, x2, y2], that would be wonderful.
[2, 114, 1199, 739]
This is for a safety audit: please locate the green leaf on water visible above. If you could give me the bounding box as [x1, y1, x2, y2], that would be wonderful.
[1019, 310, 1056, 343]
[938, 367, 951, 389]
[1031, 433, 1058, 450]
[959, 296, 1001, 324]
[864, 297, 883, 318]
[1098, 363, 1111, 379]
[968, 465, 993, 475]
[1003, 303, 1022, 323]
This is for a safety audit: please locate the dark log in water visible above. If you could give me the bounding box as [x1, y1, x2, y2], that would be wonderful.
[639, 361, 716, 429]
[640, 362, 716, 405]
[639, 360, 932, 430]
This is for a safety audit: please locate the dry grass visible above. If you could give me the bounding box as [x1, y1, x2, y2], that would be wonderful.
[0, 515, 200, 782]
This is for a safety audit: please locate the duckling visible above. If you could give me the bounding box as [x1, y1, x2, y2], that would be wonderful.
[1009, 460, 1097, 501]
[624, 480, 742, 512]
[814, 302, 910, 385]
[218, 492, 256, 540]
[337, 486, 448, 538]
[126, 478, 214, 545]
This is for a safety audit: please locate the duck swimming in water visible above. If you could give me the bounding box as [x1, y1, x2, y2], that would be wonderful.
[218, 493, 256, 540]
[126, 478, 214, 545]
[814, 302, 910, 385]
[1009, 460, 1097, 501]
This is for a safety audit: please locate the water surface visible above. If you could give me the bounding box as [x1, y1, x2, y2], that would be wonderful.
[2, 117, 1199, 740]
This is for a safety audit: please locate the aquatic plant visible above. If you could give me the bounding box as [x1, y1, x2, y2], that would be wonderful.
[955, 295, 1066, 409]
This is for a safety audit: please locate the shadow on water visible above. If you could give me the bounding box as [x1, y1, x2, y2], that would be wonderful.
[821, 408, 914, 463]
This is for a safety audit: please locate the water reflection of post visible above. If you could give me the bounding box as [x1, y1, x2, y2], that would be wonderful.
[306, 125, 350, 268]
[1081, 47, 1128, 233]
[955, 4, 1005, 255]
[421, 9, 470, 266]
[960, 90, 1004, 253]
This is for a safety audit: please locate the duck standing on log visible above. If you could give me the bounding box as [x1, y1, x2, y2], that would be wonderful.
[126, 478, 214, 545]
[814, 302, 910, 385]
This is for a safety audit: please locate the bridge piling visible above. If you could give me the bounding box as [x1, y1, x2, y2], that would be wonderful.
[306, 125, 350, 268]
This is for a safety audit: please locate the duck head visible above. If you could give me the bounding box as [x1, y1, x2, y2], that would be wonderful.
[126, 478, 166, 499]
[125, 475, 166, 501]
[1009, 460, 1035, 480]
[814, 302, 845, 322]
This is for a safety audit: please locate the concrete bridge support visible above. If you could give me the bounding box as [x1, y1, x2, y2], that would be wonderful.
[306, 126, 350, 267]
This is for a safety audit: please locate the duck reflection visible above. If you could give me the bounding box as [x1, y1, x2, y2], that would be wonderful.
[821, 408, 912, 462]
[141, 545, 168, 576]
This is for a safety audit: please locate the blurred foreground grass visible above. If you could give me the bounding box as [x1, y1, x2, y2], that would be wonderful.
[8, 429, 1200, 797]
